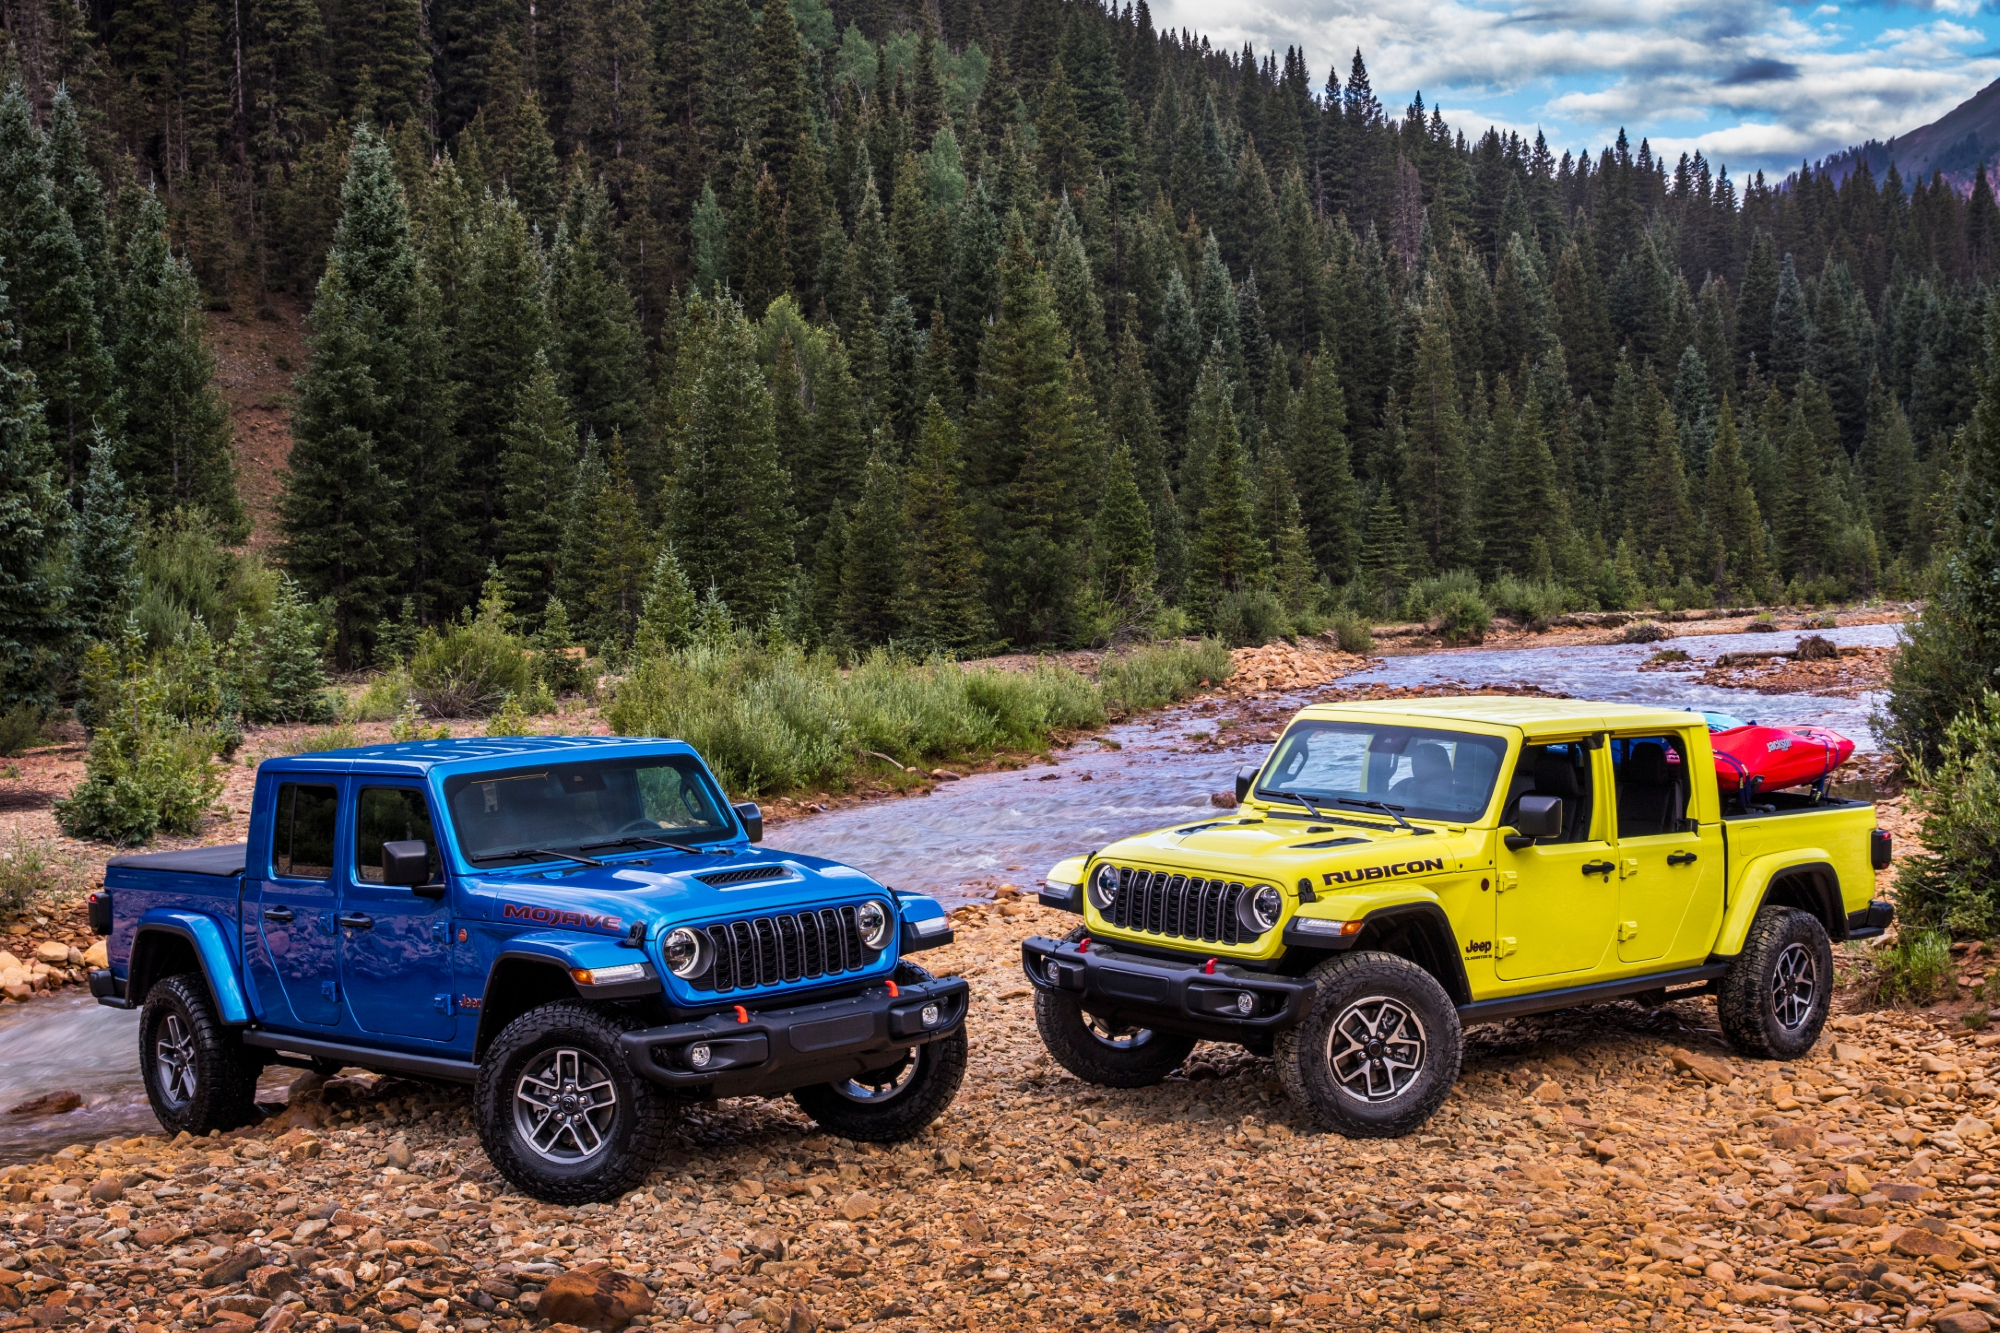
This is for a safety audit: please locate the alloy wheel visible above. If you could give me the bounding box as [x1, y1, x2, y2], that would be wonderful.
[513, 1047, 620, 1162]
[1325, 995, 1427, 1104]
[1771, 942, 1817, 1031]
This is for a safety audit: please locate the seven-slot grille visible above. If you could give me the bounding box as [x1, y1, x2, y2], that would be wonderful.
[688, 905, 876, 992]
[1101, 865, 1255, 945]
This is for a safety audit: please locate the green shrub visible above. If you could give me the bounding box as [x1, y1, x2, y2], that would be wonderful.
[0, 705, 45, 757]
[54, 648, 226, 845]
[390, 696, 453, 742]
[131, 507, 274, 650]
[345, 670, 412, 722]
[1432, 590, 1493, 646]
[276, 722, 362, 755]
[229, 575, 335, 724]
[0, 832, 67, 916]
[1401, 569, 1482, 622]
[408, 620, 534, 717]
[1099, 639, 1233, 715]
[1329, 610, 1374, 654]
[533, 598, 589, 695]
[1893, 689, 2000, 937]
[484, 694, 538, 737]
[1645, 648, 1691, 665]
[1487, 576, 1575, 632]
[1208, 589, 1289, 648]
[1872, 929, 1955, 1005]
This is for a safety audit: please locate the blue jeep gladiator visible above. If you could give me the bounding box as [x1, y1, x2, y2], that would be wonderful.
[88, 736, 969, 1202]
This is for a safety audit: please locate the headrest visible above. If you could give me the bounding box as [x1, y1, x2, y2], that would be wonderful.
[1533, 752, 1583, 798]
[1625, 742, 1675, 786]
[1409, 743, 1454, 782]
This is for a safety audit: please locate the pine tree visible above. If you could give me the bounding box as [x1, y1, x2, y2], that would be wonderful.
[1151, 265, 1202, 444]
[581, 434, 650, 650]
[1188, 392, 1267, 609]
[68, 432, 139, 642]
[506, 92, 562, 235]
[1092, 441, 1156, 608]
[0, 271, 68, 709]
[1255, 451, 1315, 614]
[840, 450, 908, 646]
[453, 194, 554, 556]
[1286, 347, 1358, 582]
[900, 399, 991, 656]
[1634, 398, 1695, 577]
[1768, 254, 1814, 393]
[633, 545, 697, 656]
[549, 181, 650, 448]
[661, 296, 797, 622]
[1179, 350, 1237, 532]
[1402, 276, 1477, 573]
[799, 333, 869, 549]
[113, 190, 245, 537]
[497, 350, 579, 622]
[1701, 397, 1769, 600]
[943, 181, 1000, 393]
[1776, 377, 1839, 583]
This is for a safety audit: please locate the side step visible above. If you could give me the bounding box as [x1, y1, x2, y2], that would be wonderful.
[1458, 963, 1732, 1025]
[240, 1030, 478, 1084]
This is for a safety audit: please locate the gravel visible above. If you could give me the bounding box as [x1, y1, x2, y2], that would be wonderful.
[4, 898, 1996, 1333]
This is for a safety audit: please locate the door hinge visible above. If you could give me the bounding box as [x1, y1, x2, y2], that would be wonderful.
[1497, 937, 1518, 958]
[433, 992, 453, 1014]
[1618, 921, 1640, 942]
[1495, 871, 1519, 894]
[1621, 857, 1640, 879]
[320, 980, 339, 1002]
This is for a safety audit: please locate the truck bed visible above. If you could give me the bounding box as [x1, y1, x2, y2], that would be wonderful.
[1720, 793, 1870, 822]
[105, 844, 249, 877]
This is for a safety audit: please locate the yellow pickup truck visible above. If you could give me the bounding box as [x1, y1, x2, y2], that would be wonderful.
[1025, 698, 1893, 1137]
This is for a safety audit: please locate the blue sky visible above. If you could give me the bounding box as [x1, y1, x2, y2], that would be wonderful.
[1157, 0, 2000, 179]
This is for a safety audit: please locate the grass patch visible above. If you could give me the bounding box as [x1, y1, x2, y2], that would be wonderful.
[1871, 928, 1954, 1006]
[0, 833, 69, 916]
[1646, 648, 1691, 665]
[273, 722, 363, 755]
[0, 706, 47, 757]
[608, 638, 1230, 796]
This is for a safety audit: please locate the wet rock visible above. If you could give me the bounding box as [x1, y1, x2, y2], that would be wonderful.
[6, 1090, 82, 1116]
[536, 1269, 652, 1329]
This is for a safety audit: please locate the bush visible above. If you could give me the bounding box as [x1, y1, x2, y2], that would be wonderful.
[229, 575, 335, 724]
[484, 694, 538, 737]
[1208, 589, 1289, 648]
[1795, 634, 1839, 661]
[0, 705, 45, 757]
[1872, 929, 1955, 1006]
[345, 670, 412, 722]
[1401, 569, 1482, 622]
[1432, 590, 1492, 646]
[275, 722, 361, 755]
[1099, 639, 1233, 715]
[1487, 576, 1575, 632]
[1893, 690, 2000, 937]
[1622, 620, 1669, 644]
[1646, 648, 1691, 665]
[408, 620, 534, 717]
[1744, 617, 1778, 633]
[0, 833, 67, 916]
[1329, 610, 1374, 654]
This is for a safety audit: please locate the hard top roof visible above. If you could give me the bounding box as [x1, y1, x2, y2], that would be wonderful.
[256, 734, 695, 779]
[1293, 696, 1704, 732]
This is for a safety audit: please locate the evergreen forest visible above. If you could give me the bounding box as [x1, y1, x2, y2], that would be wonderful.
[5, 0, 2000, 709]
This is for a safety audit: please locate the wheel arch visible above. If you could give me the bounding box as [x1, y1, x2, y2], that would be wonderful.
[1716, 856, 1845, 955]
[1343, 905, 1473, 1007]
[130, 916, 249, 1022]
[473, 955, 586, 1061]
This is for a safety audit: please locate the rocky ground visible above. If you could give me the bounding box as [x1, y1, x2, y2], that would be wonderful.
[5, 896, 2000, 1333]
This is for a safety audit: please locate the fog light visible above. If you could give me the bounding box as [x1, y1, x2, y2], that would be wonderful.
[921, 1003, 941, 1027]
[1233, 991, 1255, 1016]
[688, 1043, 712, 1069]
[1047, 960, 1061, 982]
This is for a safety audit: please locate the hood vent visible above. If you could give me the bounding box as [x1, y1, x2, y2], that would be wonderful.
[697, 864, 790, 887]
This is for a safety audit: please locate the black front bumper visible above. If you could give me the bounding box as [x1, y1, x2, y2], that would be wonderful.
[1021, 935, 1316, 1042]
[617, 974, 970, 1098]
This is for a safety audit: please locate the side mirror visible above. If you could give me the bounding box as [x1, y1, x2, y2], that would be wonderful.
[382, 840, 435, 890]
[1235, 764, 1260, 804]
[734, 802, 763, 843]
[1504, 795, 1563, 849]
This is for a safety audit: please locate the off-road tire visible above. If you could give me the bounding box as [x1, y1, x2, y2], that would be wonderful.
[792, 962, 969, 1141]
[139, 972, 265, 1136]
[1276, 951, 1461, 1138]
[475, 1001, 670, 1204]
[1717, 906, 1833, 1060]
[1034, 990, 1198, 1087]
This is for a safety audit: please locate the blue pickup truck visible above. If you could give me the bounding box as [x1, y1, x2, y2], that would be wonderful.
[88, 736, 969, 1202]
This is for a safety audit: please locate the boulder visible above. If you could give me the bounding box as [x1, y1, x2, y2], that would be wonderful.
[535, 1269, 653, 1329]
[33, 942, 67, 965]
[7, 1090, 82, 1116]
[1669, 1049, 1734, 1085]
[82, 940, 107, 969]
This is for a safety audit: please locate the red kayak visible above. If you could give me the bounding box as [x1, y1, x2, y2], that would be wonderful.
[1699, 712, 1855, 792]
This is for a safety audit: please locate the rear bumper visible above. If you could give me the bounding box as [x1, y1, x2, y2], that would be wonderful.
[89, 968, 130, 1008]
[1020, 935, 1316, 1041]
[1846, 899, 1894, 941]
[617, 975, 969, 1098]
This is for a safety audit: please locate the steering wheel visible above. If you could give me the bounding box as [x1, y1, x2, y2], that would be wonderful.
[615, 818, 663, 834]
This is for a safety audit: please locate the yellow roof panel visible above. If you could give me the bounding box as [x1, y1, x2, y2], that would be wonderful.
[1292, 695, 1702, 735]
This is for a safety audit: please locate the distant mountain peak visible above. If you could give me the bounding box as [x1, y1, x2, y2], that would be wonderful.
[1815, 77, 2000, 194]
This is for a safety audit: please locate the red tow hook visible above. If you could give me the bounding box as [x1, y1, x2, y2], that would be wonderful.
[886, 980, 901, 997]
[1204, 958, 1217, 975]
[733, 1005, 749, 1023]
[1078, 937, 1091, 954]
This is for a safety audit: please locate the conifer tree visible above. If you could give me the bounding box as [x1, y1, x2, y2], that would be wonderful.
[1093, 441, 1156, 609]
[1179, 350, 1236, 531]
[1701, 398, 1769, 600]
[840, 450, 908, 646]
[1188, 393, 1267, 610]
[633, 545, 697, 656]
[1768, 255, 1814, 393]
[1256, 451, 1316, 613]
[661, 296, 797, 622]
[1862, 377, 1920, 559]
[901, 399, 991, 656]
[1776, 378, 1838, 583]
[453, 194, 553, 554]
[68, 432, 138, 643]
[944, 182, 1000, 392]
[1734, 231, 1779, 385]
[798, 334, 869, 549]
[1151, 266, 1202, 443]
[0, 271, 68, 709]
[1286, 348, 1358, 582]
[1634, 398, 1695, 577]
[1402, 276, 1478, 572]
[497, 350, 579, 621]
[575, 434, 650, 651]
[549, 183, 650, 449]
[113, 190, 244, 537]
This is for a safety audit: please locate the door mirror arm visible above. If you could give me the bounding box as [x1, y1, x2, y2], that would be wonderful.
[410, 880, 448, 900]
[1503, 831, 1536, 851]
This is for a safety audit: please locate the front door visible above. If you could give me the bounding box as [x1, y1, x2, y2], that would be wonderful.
[339, 784, 456, 1041]
[1494, 741, 1618, 981]
[249, 781, 343, 1026]
[1610, 731, 1726, 965]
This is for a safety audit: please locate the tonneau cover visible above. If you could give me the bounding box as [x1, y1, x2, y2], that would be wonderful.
[106, 843, 250, 877]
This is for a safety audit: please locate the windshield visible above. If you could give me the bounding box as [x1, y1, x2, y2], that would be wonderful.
[443, 756, 734, 866]
[1257, 721, 1510, 823]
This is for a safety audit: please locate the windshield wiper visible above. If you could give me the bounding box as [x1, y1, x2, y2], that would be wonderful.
[467, 845, 607, 868]
[1338, 797, 1432, 834]
[579, 835, 716, 857]
[1261, 788, 1327, 818]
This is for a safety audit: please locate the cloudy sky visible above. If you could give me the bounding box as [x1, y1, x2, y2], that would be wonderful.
[1156, 0, 2000, 179]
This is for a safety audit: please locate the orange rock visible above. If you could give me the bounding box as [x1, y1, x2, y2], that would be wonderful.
[536, 1269, 654, 1330]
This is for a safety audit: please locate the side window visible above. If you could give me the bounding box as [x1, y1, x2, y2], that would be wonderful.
[273, 783, 338, 880]
[1501, 743, 1594, 843]
[355, 787, 439, 883]
[1612, 735, 1693, 838]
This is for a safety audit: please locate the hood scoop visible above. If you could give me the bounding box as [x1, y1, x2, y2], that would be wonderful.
[697, 864, 792, 887]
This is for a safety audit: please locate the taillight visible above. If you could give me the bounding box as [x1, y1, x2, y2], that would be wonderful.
[88, 891, 112, 935]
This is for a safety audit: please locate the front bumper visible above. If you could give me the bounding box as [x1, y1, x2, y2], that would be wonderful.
[1021, 935, 1316, 1041]
[617, 974, 970, 1098]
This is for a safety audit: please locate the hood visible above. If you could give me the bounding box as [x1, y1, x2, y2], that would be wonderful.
[1098, 816, 1455, 883]
[461, 848, 893, 934]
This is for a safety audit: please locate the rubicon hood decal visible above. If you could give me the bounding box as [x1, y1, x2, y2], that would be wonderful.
[1321, 856, 1447, 886]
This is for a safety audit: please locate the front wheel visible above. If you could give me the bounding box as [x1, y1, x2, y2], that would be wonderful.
[1033, 990, 1198, 1087]
[791, 962, 968, 1140]
[1717, 906, 1832, 1059]
[1275, 951, 1461, 1138]
[474, 1001, 670, 1204]
[139, 972, 264, 1135]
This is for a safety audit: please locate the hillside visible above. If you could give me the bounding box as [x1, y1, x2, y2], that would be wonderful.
[204, 296, 309, 551]
[1819, 76, 2000, 194]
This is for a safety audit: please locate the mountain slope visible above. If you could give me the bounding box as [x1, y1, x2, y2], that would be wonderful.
[1821, 77, 2000, 193]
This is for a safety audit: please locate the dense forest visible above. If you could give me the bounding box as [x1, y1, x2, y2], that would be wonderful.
[4, 0, 2000, 699]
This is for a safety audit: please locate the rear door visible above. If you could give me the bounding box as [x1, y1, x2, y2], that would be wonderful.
[338, 783, 456, 1041]
[1610, 730, 1725, 965]
[248, 781, 343, 1027]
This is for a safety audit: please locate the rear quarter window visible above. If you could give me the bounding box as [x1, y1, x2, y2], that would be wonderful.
[273, 783, 338, 879]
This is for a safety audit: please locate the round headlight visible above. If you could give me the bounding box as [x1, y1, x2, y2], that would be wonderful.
[1090, 862, 1121, 910]
[662, 926, 708, 979]
[1241, 885, 1284, 934]
[858, 901, 893, 950]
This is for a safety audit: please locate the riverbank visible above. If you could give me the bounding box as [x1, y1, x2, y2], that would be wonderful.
[4, 897, 1998, 1333]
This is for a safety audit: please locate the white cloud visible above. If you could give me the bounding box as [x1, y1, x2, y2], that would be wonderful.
[1154, 0, 2000, 173]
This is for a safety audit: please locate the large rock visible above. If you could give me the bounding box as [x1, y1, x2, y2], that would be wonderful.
[1892, 1229, 1965, 1261]
[7, 1090, 82, 1116]
[536, 1269, 653, 1329]
[82, 940, 108, 969]
[33, 941, 67, 965]
[1670, 1049, 1734, 1085]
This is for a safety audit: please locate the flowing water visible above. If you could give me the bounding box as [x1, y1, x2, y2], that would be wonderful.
[0, 621, 1903, 1162]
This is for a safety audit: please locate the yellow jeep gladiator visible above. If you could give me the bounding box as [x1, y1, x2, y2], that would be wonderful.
[1024, 699, 1893, 1137]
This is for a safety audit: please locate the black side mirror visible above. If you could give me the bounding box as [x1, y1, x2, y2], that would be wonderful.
[382, 840, 433, 888]
[1235, 764, 1260, 804]
[734, 802, 763, 843]
[1504, 795, 1563, 849]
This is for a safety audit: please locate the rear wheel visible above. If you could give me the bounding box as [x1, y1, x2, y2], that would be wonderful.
[1717, 906, 1832, 1060]
[139, 973, 264, 1135]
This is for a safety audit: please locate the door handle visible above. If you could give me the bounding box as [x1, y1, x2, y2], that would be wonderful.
[1667, 852, 1698, 866]
[262, 906, 294, 923]
[1581, 861, 1615, 877]
[338, 913, 374, 930]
